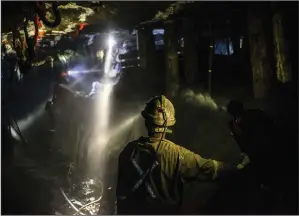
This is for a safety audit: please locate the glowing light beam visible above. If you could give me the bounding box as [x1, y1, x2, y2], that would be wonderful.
[103, 35, 116, 75]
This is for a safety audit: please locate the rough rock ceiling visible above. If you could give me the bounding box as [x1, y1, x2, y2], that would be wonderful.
[2, 3, 98, 41]
[1, 1, 175, 64]
[1, 2, 175, 40]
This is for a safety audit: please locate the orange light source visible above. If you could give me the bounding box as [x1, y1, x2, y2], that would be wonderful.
[79, 23, 88, 31]
[60, 72, 68, 77]
[36, 16, 43, 29]
[72, 23, 88, 38]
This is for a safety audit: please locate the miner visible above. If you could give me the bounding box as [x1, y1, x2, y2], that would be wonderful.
[225, 100, 280, 213]
[116, 95, 250, 214]
[226, 100, 276, 177]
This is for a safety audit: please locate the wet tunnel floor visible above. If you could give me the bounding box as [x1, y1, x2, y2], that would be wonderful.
[2, 113, 71, 214]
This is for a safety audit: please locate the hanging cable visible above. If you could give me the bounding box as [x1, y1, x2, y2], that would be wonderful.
[23, 11, 38, 61]
[9, 116, 27, 146]
[35, 2, 61, 28]
[10, 2, 61, 75]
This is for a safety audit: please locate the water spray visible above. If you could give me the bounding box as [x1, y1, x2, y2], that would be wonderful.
[108, 114, 140, 139]
[181, 89, 220, 111]
[104, 36, 116, 75]
[10, 98, 51, 140]
[59, 34, 124, 215]
[86, 34, 117, 174]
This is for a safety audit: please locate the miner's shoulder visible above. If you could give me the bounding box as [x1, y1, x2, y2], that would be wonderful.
[159, 139, 185, 154]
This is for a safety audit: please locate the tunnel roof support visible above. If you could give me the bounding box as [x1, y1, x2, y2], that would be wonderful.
[182, 18, 199, 88]
[164, 20, 179, 97]
[248, 7, 277, 99]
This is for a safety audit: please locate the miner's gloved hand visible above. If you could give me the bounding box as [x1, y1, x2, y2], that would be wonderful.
[237, 153, 250, 170]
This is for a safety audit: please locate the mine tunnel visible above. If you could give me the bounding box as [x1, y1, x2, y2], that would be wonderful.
[1, 1, 298, 215]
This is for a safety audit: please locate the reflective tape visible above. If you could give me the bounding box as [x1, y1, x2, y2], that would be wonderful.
[131, 159, 159, 199]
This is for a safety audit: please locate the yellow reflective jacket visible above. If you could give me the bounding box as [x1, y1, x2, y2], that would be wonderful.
[116, 136, 230, 214]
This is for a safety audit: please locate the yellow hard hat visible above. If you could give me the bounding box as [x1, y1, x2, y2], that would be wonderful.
[141, 95, 176, 127]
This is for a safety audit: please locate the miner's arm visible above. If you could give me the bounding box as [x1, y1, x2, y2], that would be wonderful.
[178, 146, 249, 181]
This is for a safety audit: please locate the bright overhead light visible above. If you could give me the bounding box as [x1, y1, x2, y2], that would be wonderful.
[107, 37, 116, 47]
